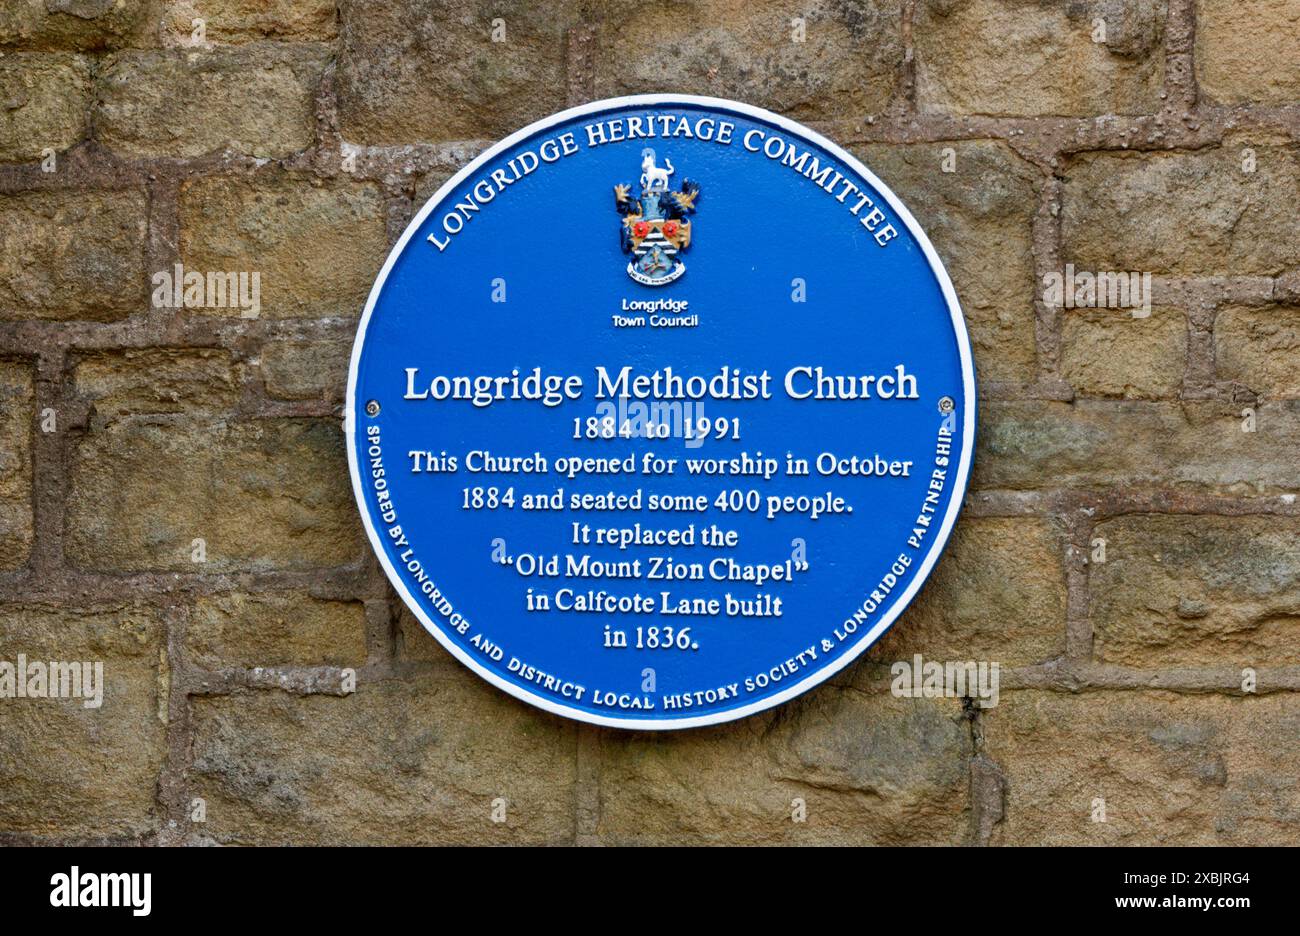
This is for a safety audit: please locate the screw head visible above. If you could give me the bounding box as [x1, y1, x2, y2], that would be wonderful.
[938, 396, 955, 414]
[365, 400, 380, 417]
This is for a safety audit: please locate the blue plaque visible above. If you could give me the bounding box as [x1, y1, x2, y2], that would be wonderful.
[347, 95, 976, 729]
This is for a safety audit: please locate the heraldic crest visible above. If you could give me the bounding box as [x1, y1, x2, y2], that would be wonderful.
[614, 148, 701, 286]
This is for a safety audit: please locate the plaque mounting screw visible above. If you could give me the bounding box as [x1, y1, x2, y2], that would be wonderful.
[365, 400, 381, 417]
[938, 396, 955, 414]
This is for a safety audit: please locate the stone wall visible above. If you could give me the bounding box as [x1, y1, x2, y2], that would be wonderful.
[1, 0, 1298, 845]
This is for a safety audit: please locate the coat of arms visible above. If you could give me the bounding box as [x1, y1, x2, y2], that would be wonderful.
[614, 148, 701, 286]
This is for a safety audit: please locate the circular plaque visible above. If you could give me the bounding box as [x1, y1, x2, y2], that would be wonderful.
[347, 95, 976, 729]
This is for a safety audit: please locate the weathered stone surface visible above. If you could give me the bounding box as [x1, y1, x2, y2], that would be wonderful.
[915, 0, 1166, 116]
[260, 335, 351, 401]
[180, 175, 388, 319]
[0, 189, 147, 321]
[0, 361, 33, 571]
[871, 517, 1066, 667]
[0, 53, 91, 162]
[97, 44, 329, 158]
[411, 168, 455, 208]
[1061, 146, 1300, 276]
[976, 399, 1300, 494]
[0, 0, 154, 51]
[1196, 0, 1300, 105]
[984, 691, 1300, 844]
[1216, 305, 1300, 399]
[189, 592, 367, 668]
[73, 348, 242, 421]
[594, 0, 905, 121]
[396, 605, 447, 662]
[336, 0, 580, 144]
[596, 687, 971, 844]
[66, 419, 361, 572]
[0, 604, 165, 839]
[855, 140, 1040, 382]
[189, 668, 577, 844]
[1090, 515, 1300, 668]
[163, 0, 338, 42]
[1061, 307, 1187, 399]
